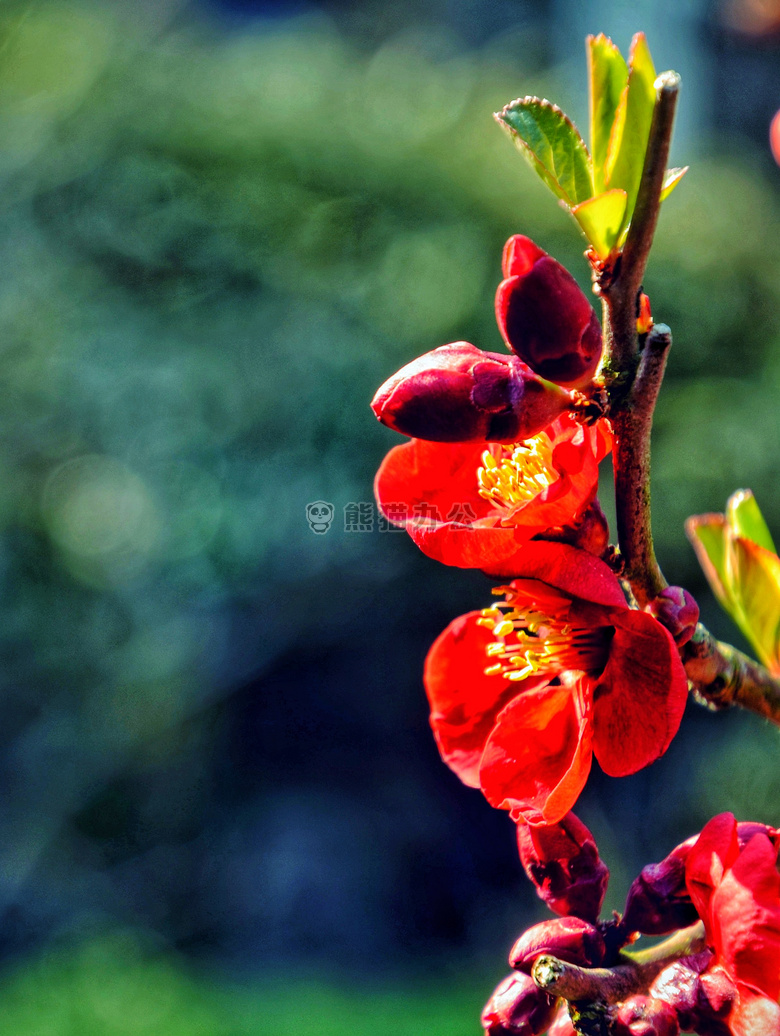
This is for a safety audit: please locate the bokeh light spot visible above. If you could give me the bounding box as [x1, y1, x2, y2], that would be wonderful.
[42, 455, 160, 576]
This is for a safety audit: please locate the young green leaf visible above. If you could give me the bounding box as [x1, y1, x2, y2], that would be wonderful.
[726, 537, 780, 672]
[726, 489, 777, 554]
[660, 166, 688, 202]
[686, 513, 733, 610]
[587, 34, 628, 194]
[496, 96, 593, 207]
[604, 33, 657, 228]
[571, 189, 627, 259]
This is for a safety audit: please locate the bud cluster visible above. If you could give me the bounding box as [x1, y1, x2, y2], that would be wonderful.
[481, 813, 780, 1036]
[372, 237, 604, 444]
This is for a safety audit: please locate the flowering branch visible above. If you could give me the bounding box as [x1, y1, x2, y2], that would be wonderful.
[589, 73, 780, 728]
[371, 32, 780, 1036]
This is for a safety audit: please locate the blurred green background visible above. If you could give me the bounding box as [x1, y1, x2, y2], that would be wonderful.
[0, 0, 778, 1031]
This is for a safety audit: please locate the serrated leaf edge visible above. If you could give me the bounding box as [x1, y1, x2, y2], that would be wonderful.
[495, 95, 592, 207]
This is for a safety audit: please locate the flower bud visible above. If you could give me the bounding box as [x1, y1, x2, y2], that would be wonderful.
[645, 587, 699, 646]
[614, 996, 679, 1036]
[771, 109, 780, 168]
[371, 342, 573, 444]
[481, 972, 557, 1036]
[736, 820, 780, 851]
[650, 954, 734, 1035]
[637, 293, 653, 335]
[540, 499, 610, 560]
[622, 838, 699, 935]
[516, 812, 609, 923]
[547, 1005, 577, 1036]
[624, 818, 780, 938]
[649, 956, 706, 1032]
[698, 966, 737, 1020]
[509, 916, 606, 974]
[495, 236, 602, 389]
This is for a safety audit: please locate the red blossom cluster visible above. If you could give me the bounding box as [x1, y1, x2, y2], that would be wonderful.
[372, 236, 690, 826]
[482, 811, 780, 1036]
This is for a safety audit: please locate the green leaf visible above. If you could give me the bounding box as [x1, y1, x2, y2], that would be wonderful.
[587, 34, 627, 194]
[726, 489, 776, 554]
[496, 96, 593, 206]
[685, 513, 733, 611]
[571, 189, 627, 259]
[727, 537, 780, 672]
[688, 498, 780, 672]
[604, 33, 657, 228]
[660, 166, 688, 202]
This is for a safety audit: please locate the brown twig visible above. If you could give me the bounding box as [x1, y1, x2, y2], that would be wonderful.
[600, 72, 680, 391]
[610, 325, 670, 606]
[684, 624, 780, 722]
[619, 73, 681, 306]
[531, 922, 705, 1004]
[598, 74, 681, 609]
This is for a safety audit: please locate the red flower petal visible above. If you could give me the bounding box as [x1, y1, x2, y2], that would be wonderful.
[478, 677, 593, 825]
[374, 438, 523, 569]
[374, 417, 611, 573]
[686, 813, 740, 924]
[730, 988, 780, 1036]
[502, 234, 547, 278]
[591, 609, 688, 777]
[505, 542, 628, 609]
[710, 832, 780, 1000]
[424, 611, 544, 787]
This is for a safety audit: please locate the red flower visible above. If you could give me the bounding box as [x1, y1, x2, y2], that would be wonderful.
[685, 813, 780, 1035]
[495, 236, 603, 389]
[374, 413, 611, 576]
[423, 542, 688, 825]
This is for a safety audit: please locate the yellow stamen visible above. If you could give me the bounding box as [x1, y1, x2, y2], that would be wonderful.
[476, 583, 610, 683]
[477, 433, 556, 517]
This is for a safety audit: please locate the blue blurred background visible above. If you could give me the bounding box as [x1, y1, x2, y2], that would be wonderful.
[0, 0, 779, 1030]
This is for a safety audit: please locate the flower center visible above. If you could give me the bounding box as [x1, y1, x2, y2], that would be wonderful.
[477, 581, 610, 682]
[477, 433, 556, 516]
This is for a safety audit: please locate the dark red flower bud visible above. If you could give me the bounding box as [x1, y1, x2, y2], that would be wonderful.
[567, 499, 610, 557]
[698, 966, 738, 1019]
[540, 499, 611, 559]
[735, 820, 780, 850]
[650, 954, 734, 1036]
[624, 818, 780, 939]
[614, 996, 680, 1036]
[649, 956, 707, 1032]
[622, 838, 699, 935]
[547, 1005, 577, 1036]
[495, 236, 602, 389]
[509, 916, 606, 974]
[645, 587, 699, 646]
[371, 342, 573, 443]
[516, 812, 609, 923]
[481, 972, 557, 1036]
